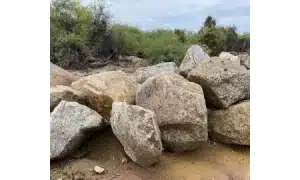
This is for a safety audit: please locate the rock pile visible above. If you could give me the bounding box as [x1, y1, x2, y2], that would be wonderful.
[50, 47, 250, 166]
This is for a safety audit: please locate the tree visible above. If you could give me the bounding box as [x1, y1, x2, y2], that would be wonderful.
[203, 16, 216, 28]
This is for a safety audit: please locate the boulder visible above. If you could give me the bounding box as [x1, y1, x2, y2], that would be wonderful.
[50, 62, 79, 87]
[238, 53, 250, 69]
[71, 71, 138, 119]
[50, 85, 86, 111]
[208, 101, 250, 145]
[187, 57, 250, 109]
[219, 52, 239, 62]
[134, 62, 179, 84]
[136, 72, 208, 152]
[179, 45, 210, 77]
[51, 101, 104, 160]
[110, 102, 162, 166]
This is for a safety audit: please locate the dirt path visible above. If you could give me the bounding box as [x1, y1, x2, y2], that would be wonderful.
[51, 128, 249, 180]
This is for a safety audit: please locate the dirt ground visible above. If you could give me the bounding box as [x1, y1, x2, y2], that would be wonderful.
[51, 128, 249, 180]
[51, 61, 250, 180]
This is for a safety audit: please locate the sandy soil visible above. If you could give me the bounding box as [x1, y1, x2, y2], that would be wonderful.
[51, 128, 249, 180]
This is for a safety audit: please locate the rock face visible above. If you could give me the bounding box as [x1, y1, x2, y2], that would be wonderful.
[50, 101, 104, 160]
[50, 85, 86, 111]
[134, 62, 179, 84]
[71, 71, 138, 119]
[219, 52, 239, 62]
[187, 57, 250, 109]
[208, 101, 250, 145]
[110, 102, 162, 166]
[50, 62, 79, 87]
[238, 53, 250, 69]
[136, 72, 208, 152]
[179, 45, 210, 77]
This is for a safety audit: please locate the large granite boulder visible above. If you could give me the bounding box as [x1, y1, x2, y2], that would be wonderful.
[71, 70, 138, 119]
[51, 101, 104, 160]
[187, 57, 250, 108]
[50, 85, 86, 111]
[111, 102, 163, 166]
[50, 62, 79, 87]
[179, 45, 210, 77]
[136, 72, 208, 152]
[208, 101, 250, 145]
[134, 62, 179, 84]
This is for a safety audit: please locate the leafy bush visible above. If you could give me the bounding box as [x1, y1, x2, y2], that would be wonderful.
[50, 1, 249, 68]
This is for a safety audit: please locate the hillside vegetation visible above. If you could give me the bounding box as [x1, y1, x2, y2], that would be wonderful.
[50, 0, 250, 68]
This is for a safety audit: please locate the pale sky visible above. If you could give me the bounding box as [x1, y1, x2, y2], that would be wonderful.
[82, 0, 250, 33]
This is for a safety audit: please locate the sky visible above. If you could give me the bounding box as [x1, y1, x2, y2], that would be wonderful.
[82, 0, 250, 33]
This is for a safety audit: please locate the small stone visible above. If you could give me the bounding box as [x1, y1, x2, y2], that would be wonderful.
[121, 157, 128, 164]
[94, 166, 104, 174]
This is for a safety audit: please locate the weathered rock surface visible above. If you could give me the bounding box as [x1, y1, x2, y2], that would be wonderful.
[179, 45, 210, 77]
[71, 71, 138, 119]
[50, 101, 104, 160]
[50, 62, 79, 87]
[208, 101, 250, 145]
[136, 72, 208, 152]
[187, 57, 250, 108]
[134, 62, 179, 84]
[238, 53, 250, 69]
[110, 102, 162, 166]
[219, 52, 239, 62]
[50, 85, 86, 111]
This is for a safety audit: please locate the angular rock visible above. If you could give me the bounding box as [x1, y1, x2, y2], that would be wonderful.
[51, 101, 104, 160]
[136, 72, 208, 152]
[179, 45, 210, 77]
[219, 52, 239, 62]
[110, 102, 162, 166]
[71, 71, 138, 119]
[238, 53, 250, 69]
[50, 85, 86, 111]
[134, 62, 179, 84]
[50, 62, 79, 87]
[208, 101, 250, 145]
[187, 57, 250, 108]
[94, 166, 105, 174]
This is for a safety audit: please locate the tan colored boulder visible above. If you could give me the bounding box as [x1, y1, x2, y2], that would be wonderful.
[187, 57, 250, 109]
[50, 85, 86, 111]
[71, 70, 138, 119]
[111, 102, 163, 166]
[208, 101, 250, 145]
[136, 72, 208, 152]
[50, 62, 79, 87]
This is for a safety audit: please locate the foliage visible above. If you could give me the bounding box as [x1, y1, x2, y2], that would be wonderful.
[50, 1, 250, 68]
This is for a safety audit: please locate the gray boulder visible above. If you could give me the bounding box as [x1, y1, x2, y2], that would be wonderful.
[208, 101, 250, 145]
[219, 52, 239, 62]
[238, 53, 250, 69]
[51, 101, 104, 160]
[136, 72, 208, 152]
[110, 102, 162, 166]
[134, 62, 179, 84]
[50, 85, 86, 111]
[179, 45, 210, 77]
[187, 57, 250, 108]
